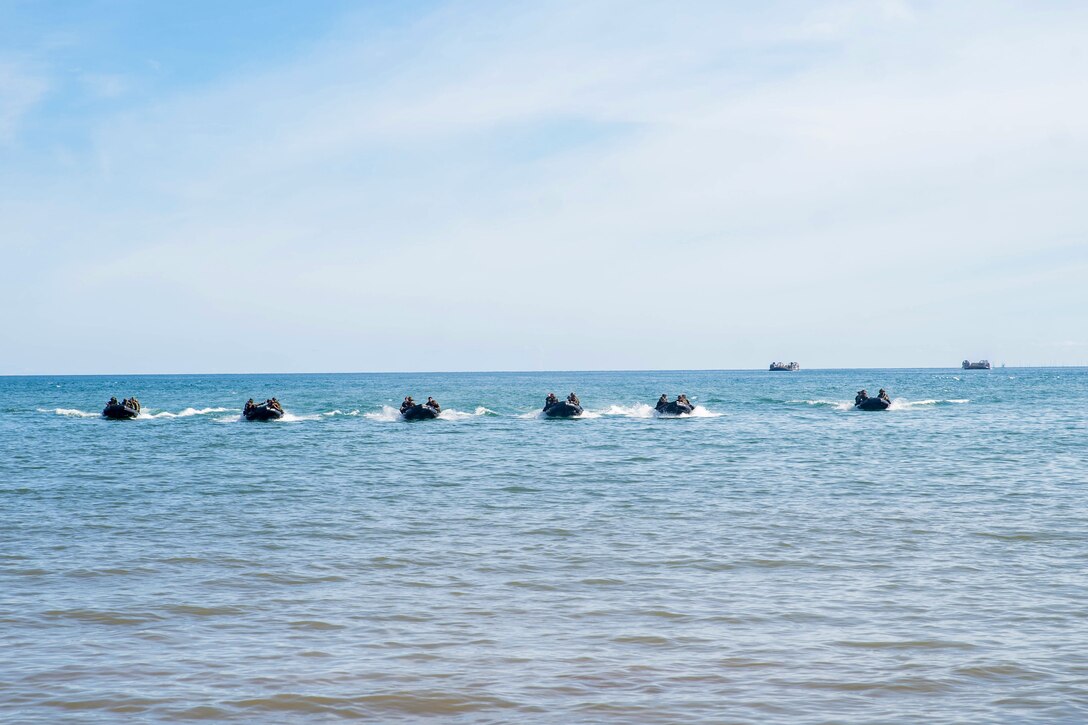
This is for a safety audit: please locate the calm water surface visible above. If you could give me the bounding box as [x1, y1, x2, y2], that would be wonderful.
[2, 369, 1086, 722]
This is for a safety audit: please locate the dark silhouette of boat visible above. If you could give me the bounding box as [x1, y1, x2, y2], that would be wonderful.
[243, 399, 284, 421]
[655, 397, 694, 416]
[401, 404, 440, 420]
[102, 398, 140, 420]
[769, 362, 800, 371]
[854, 390, 891, 411]
[962, 359, 991, 370]
[543, 400, 583, 418]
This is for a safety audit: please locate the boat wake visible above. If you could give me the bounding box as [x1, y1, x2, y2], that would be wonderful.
[140, 407, 231, 419]
[600, 403, 720, 418]
[40, 408, 99, 418]
[438, 406, 499, 420]
[790, 400, 854, 411]
[889, 398, 970, 410]
[365, 405, 495, 421]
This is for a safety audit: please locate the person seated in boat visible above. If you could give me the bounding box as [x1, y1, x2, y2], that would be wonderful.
[108, 396, 119, 407]
[855, 390, 868, 405]
[544, 393, 559, 409]
[678, 394, 691, 407]
[656, 394, 668, 411]
[878, 389, 890, 403]
[270, 398, 283, 412]
[130, 397, 140, 411]
[244, 399, 255, 414]
[400, 396, 415, 413]
[426, 397, 440, 412]
[567, 392, 580, 406]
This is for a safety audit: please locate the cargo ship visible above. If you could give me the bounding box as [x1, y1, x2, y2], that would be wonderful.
[962, 359, 991, 370]
[769, 362, 800, 371]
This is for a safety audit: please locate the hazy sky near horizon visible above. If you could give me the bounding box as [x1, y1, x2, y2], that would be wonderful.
[2, 0, 1086, 374]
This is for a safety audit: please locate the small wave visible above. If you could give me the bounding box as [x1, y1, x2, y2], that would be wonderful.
[518, 408, 600, 419]
[365, 405, 495, 421]
[213, 412, 315, 422]
[789, 400, 853, 411]
[602, 403, 656, 418]
[685, 405, 720, 418]
[889, 398, 970, 410]
[437, 407, 495, 420]
[276, 412, 320, 422]
[140, 407, 231, 419]
[365, 405, 404, 422]
[41, 408, 98, 418]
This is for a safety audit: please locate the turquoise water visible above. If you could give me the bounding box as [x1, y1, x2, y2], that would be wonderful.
[2, 369, 1086, 722]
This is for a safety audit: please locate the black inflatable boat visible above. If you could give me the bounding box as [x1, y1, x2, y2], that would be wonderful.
[855, 396, 891, 411]
[244, 403, 284, 421]
[102, 403, 140, 420]
[656, 400, 694, 416]
[543, 401, 583, 418]
[401, 404, 440, 420]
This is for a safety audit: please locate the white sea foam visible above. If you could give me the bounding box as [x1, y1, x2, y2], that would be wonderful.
[140, 407, 231, 419]
[685, 405, 720, 418]
[599, 403, 721, 418]
[366, 405, 496, 421]
[602, 403, 657, 418]
[790, 399, 855, 411]
[437, 407, 497, 420]
[518, 408, 600, 419]
[365, 405, 405, 422]
[322, 409, 361, 417]
[275, 412, 321, 422]
[42, 408, 98, 418]
[889, 398, 970, 410]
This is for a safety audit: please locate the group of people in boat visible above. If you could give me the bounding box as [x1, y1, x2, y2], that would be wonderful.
[107, 396, 141, 412]
[543, 392, 580, 409]
[102, 386, 900, 421]
[400, 396, 441, 414]
[855, 389, 891, 405]
[244, 398, 283, 415]
[655, 394, 693, 411]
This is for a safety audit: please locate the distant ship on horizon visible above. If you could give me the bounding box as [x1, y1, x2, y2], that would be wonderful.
[769, 361, 800, 371]
[962, 359, 991, 370]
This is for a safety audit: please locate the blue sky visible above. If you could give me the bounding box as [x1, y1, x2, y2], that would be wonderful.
[2, 0, 1086, 374]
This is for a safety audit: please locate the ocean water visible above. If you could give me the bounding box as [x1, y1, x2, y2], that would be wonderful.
[2, 368, 1086, 723]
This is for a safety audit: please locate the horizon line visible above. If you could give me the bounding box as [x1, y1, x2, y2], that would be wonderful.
[2, 364, 1083, 378]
